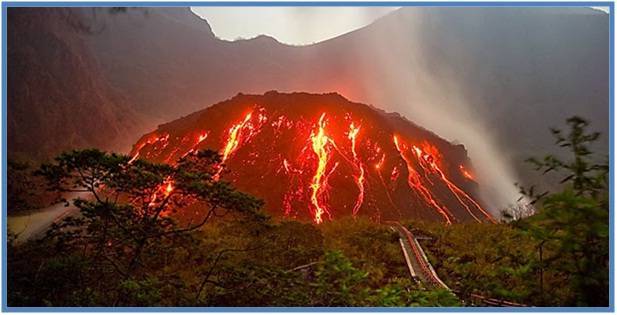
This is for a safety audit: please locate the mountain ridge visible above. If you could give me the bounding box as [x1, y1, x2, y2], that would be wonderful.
[7, 6, 608, 209]
[131, 91, 492, 223]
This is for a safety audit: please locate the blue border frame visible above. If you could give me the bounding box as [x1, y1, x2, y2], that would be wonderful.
[1, 1, 614, 312]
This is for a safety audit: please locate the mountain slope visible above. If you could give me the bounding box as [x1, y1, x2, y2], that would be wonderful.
[7, 8, 148, 161]
[85, 7, 609, 208]
[7, 7, 608, 210]
[131, 91, 495, 223]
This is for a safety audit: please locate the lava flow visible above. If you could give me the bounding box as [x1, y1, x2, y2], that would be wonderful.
[130, 91, 495, 224]
[213, 111, 265, 180]
[459, 165, 474, 180]
[411, 144, 495, 223]
[393, 135, 454, 224]
[347, 122, 366, 217]
[309, 113, 334, 224]
[147, 177, 175, 208]
[129, 134, 169, 164]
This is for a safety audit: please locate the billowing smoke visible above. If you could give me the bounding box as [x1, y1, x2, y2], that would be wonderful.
[372, 19, 523, 212]
[86, 7, 608, 216]
[282, 7, 607, 214]
[318, 8, 528, 213]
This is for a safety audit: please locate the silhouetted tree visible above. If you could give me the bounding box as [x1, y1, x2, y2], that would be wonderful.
[9, 149, 264, 306]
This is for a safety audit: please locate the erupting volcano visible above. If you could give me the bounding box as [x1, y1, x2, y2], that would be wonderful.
[131, 91, 494, 224]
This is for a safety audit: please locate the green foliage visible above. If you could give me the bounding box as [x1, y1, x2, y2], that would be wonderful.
[9, 149, 264, 306]
[410, 221, 538, 305]
[12, 115, 606, 308]
[414, 116, 608, 307]
[320, 217, 406, 286]
[523, 116, 608, 201]
[118, 278, 162, 306]
[313, 250, 370, 306]
[516, 116, 609, 306]
[192, 220, 324, 306]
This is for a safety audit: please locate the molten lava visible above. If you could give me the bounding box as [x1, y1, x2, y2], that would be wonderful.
[411, 145, 495, 223]
[375, 153, 385, 170]
[214, 112, 253, 179]
[130, 134, 169, 164]
[459, 165, 474, 180]
[347, 122, 366, 217]
[130, 92, 495, 224]
[146, 177, 175, 209]
[164, 180, 174, 196]
[198, 132, 208, 144]
[393, 135, 454, 224]
[213, 110, 266, 180]
[309, 113, 333, 224]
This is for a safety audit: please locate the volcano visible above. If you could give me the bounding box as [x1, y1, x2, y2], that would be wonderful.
[131, 91, 495, 224]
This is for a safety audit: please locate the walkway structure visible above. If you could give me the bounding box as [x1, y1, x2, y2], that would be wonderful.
[391, 222, 451, 290]
[391, 222, 528, 307]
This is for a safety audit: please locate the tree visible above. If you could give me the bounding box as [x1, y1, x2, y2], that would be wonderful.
[10, 149, 264, 306]
[370, 278, 460, 307]
[313, 250, 370, 306]
[517, 116, 609, 306]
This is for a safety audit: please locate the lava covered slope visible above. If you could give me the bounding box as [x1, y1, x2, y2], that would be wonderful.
[131, 91, 495, 224]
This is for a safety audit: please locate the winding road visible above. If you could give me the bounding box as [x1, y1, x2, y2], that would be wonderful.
[7, 192, 86, 244]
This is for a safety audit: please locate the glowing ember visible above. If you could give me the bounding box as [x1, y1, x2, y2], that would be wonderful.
[393, 135, 454, 224]
[282, 159, 293, 174]
[164, 181, 174, 196]
[459, 165, 474, 180]
[198, 132, 208, 143]
[348, 122, 366, 217]
[147, 177, 175, 208]
[375, 153, 385, 170]
[374, 152, 400, 218]
[390, 166, 400, 182]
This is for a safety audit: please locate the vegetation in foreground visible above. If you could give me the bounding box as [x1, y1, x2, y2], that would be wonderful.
[7, 117, 608, 307]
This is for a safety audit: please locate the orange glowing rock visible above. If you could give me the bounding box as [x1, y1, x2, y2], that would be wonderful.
[198, 132, 208, 143]
[459, 165, 474, 180]
[130, 92, 494, 224]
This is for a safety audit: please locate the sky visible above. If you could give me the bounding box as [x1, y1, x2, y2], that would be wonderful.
[193, 6, 608, 45]
[189, 5, 609, 211]
[190, 7, 399, 45]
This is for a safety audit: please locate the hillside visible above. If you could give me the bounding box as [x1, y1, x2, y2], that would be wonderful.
[7, 8, 149, 161]
[6, 6, 608, 210]
[130, 91, 494, 223]
[85, 7, 608, 209]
